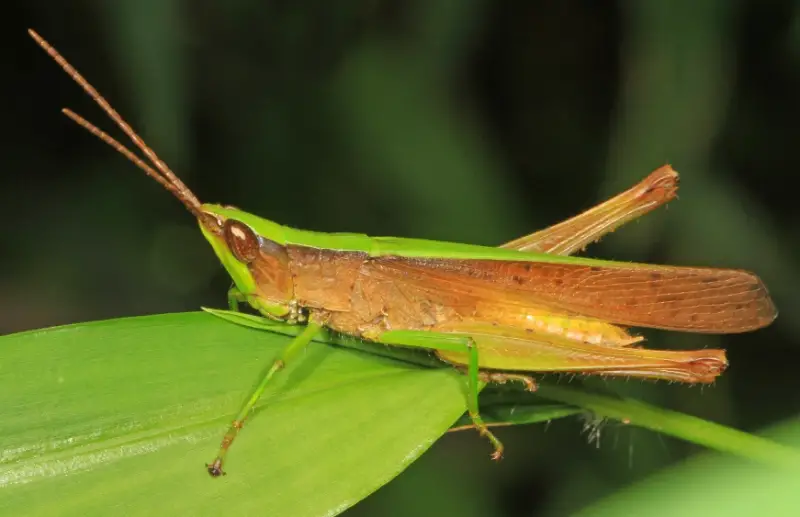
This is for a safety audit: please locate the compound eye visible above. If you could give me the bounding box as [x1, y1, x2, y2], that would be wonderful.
[223, 220, 260, 263]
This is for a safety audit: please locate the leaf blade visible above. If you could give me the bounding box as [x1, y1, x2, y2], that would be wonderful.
[0, 312, 467, 516]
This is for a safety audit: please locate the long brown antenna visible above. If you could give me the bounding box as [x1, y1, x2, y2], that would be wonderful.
[62, 108, 190, 202]
[28, 29, 203, 217]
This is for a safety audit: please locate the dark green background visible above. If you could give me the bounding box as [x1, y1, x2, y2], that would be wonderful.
[3, 1, 799, 516]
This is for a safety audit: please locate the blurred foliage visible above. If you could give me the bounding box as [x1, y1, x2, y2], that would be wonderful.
[3, 0, 799, 515]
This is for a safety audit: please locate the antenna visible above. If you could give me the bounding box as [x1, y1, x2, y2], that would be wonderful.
[28, 29, 204, 217]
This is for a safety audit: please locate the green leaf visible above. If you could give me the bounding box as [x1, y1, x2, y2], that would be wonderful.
[534, 385, 800, 469]
[3, 312, 796, 516]
[0, 312, 468, 516]
[575, 419, 800, 517]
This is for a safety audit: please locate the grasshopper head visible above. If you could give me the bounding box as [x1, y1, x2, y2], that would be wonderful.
[198, 204, 294, 319]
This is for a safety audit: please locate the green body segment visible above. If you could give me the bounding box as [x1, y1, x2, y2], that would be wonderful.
[204, 204, 641, 268]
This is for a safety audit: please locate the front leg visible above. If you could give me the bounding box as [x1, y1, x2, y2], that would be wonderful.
[227, 286, 247, 312]
[207, 319, 324, 477]
[374, 329, 505, 460]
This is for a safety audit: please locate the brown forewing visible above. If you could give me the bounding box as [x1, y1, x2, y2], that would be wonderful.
[360, 256, 777, 333]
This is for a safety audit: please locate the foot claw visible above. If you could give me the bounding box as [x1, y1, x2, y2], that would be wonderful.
[523, 379, 538, 392]
[206, 459, 226, 477]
